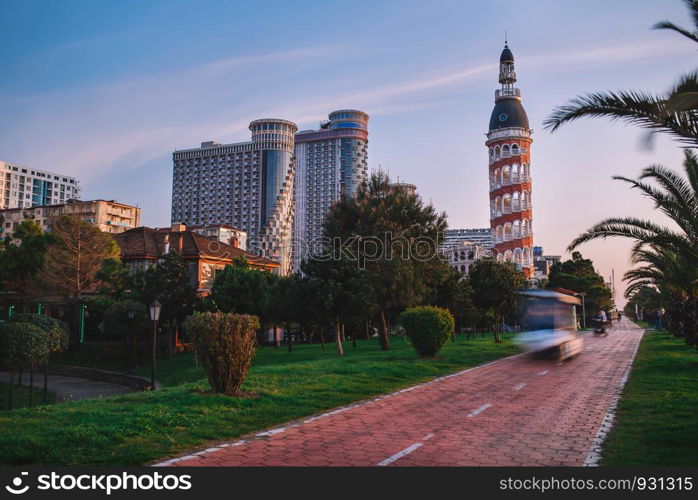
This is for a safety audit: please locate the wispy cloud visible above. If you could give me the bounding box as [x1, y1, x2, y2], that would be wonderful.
[0, 35, 691, 206]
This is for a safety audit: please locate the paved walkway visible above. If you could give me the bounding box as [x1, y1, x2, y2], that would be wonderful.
[160, 318, 643, 467]
[0, 371, 134, 401]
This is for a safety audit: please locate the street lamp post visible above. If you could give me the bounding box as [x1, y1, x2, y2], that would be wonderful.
[580, 292, 586, 329]
[79, 304, 87, 343]
[149, 299, 161, 390]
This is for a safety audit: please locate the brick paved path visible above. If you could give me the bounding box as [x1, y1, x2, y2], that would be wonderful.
[160, 318, 643, 467]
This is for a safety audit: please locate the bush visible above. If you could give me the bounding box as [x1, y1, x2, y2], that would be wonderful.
[9, 313, 69, 354]
[0, 322, 52, 370]
[399, 306, 455, 357]
[184, 312, 260, 395]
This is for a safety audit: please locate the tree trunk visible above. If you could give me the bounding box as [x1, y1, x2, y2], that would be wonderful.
[7, 370, 13, 410]
[28, 364, 34, 407]
[43, 360, 49, 403]
[493, 311, 502, 343]
[379, 310, 391, 351]
[341, 323, 346, 342]
[365, 321, 370, 340]
[352, 330, 357, 348]
[319, 326, 325, 350]
[287, 330, 293, 352]
[273, 326, 280, 348]
[335, 318, 344, 357]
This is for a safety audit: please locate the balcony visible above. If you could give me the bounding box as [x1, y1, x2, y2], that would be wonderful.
[495, 88, 520, 99]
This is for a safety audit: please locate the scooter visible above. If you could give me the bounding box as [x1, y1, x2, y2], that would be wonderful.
[593, 318, 607, 337]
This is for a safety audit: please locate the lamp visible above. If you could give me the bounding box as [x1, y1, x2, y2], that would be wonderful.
[149, 299, 161, 322]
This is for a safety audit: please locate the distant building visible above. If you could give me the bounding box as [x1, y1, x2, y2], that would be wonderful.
[0, 199, 140, 240]
[171, 118, 297, 275]
[293, 110, 369, 270]
[1, 160, 80, 209]
[441, 241, 490, 276]
[114, 224, 279, 294]
[533, 245, 561, 280]
[388, 182, 417, 195]
[441, 228, 494, 249]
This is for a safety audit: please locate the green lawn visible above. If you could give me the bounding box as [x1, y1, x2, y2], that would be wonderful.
[0, 334, 517, 465]
[601, 328, 698, 465]
[0, 382, 57, 411]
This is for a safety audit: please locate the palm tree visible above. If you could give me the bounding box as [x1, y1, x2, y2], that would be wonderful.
[625, 249, 698, 345]
[544, 0, 698, 147]
[569, 150, 698, 345]
[568, 150, 698, 261]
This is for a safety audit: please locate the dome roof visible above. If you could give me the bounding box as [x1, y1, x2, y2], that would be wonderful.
[500, 44, 514, 63]
[489, 98, 529, 131]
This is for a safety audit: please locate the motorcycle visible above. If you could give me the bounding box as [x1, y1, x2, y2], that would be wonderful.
[593, 318, 607, 337]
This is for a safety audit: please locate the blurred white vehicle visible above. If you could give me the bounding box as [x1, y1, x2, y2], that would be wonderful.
[515, 290, 584, 360]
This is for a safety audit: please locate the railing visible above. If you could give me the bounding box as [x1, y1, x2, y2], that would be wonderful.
[495, 88, 521, 99]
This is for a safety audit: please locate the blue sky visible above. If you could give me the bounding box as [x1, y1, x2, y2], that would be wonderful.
[1, 0, 695, 304]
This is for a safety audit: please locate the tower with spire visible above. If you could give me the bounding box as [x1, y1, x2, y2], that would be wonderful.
[486, 42, 534, 277]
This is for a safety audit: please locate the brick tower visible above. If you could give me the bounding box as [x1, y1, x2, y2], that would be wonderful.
[486, 42, 534, 278]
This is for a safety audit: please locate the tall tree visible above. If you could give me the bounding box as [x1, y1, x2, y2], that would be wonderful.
[546, 251, 614, 324]
[42, 215, 119, 300]
[0, 220, 56, 300]
[429, 268, 478, 337]
[322, 172, 447, 350]
[468, 258, 526, 343]
[135, 251, 199, 353]
[301, 256, 376, 356]
[208, 257, 277, 323]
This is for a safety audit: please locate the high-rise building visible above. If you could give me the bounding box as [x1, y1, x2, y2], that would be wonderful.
[1, 161, 80, 209]
[486, 43, 534, 277]
[171, 118, 298, 275]
[293, 110, 368, 269]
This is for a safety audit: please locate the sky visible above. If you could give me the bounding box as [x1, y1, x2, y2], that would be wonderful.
[1, 0, 695, 306]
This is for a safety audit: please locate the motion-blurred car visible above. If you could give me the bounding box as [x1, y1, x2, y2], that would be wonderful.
[515, 290, 584, 360]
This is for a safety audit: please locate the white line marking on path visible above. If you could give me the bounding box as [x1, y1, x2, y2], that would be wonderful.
[152, 352, 527, 467]
[513, 383, 526, 391]
[538, 370, 549, 376]
[422, 433, 434, 440]
[377, 443, 424, 466]
[467, 403, 492, 417]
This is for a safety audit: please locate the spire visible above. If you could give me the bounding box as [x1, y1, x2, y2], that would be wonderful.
[496, 41, 518, 102]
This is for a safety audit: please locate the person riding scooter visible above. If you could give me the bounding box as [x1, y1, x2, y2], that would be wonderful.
[593, 309, 607, 336]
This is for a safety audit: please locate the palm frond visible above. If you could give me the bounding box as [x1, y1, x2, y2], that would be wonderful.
[544, 89, 698, 145]
[652, 20, 698, 43]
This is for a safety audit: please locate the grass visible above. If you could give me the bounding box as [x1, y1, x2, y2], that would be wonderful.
[601, 328, 698, 465]
[0, 382, 57, 411]
[0, 333, 517, 465]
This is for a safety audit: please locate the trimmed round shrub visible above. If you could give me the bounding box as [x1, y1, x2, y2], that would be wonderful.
[9, 313, 69, 354]
[399, 306, 455, 357]
[0, 322, 52, 370]
[184, 312, 260, 395]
